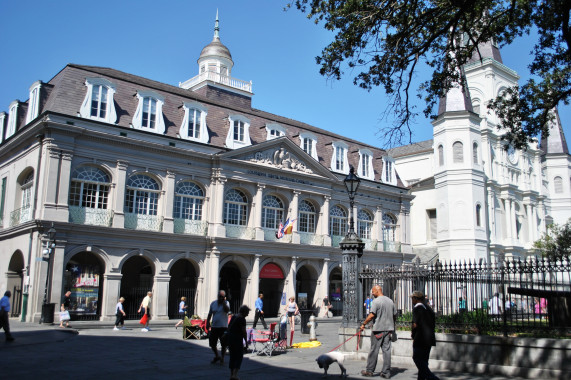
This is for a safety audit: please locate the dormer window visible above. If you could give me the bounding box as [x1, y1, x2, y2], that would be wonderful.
[26, 81, 41, 123]
[132, 91, 166, 134]
[331, 141, 349, 174]
[79, 78, 117, 124]
[6, 101, 18, 139]
[299, 132, 318, 160]
[358, 149, 374, 180]
[0, 112, 6, 144]
[225, 115, 251, 149]
[383, 157, 395, 184]
[180, 102, 209, 143]
[266, 123, 286, 140]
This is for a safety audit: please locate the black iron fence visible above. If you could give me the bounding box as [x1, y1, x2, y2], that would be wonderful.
[10, 285, 22, 318]
[360, 256, 571, 336]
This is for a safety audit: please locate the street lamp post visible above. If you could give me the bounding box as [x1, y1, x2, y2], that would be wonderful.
[339, 167, 365, 328]
[40, 223, 56, 324]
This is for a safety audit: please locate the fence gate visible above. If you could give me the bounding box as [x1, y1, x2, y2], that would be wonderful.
[125, 287, 151, 320]
[10, 285, 22, 318]
[169, 288, 197, 318]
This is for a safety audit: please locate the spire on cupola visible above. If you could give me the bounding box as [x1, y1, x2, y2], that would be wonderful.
[213, 9, 220, 40]
[540, 108, 570, 155]
[437, 46, 474, 115]
[467, 39, 503, 64]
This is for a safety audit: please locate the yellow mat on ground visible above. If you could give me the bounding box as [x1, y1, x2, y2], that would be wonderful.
[291, 341, 322, 348]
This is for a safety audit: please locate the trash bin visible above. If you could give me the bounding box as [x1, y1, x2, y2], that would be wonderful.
[41, 303, 56, 324]
[299, 310, 314, 334]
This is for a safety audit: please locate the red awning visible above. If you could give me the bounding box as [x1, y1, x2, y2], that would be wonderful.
[260, 263, 284, 279]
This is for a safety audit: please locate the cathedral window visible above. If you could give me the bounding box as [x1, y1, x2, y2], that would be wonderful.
[473, 142, 479, 164]
[453, 141, 464, 163]
[180, 102, 208, 143]
[554, 176, 563, 194]
[132, 91, 166, 134]
[438, 145, 444, 166]
[476, 204, 481, 227]
[79, 78, 117, 124]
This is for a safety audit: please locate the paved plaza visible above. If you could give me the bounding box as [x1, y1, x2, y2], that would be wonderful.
[1, 317, 530, 380]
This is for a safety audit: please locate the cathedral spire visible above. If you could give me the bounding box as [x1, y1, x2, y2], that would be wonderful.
[213, 9, 220, 41]
[540, 108, 569, 155]
[438, 43, 473, 115]
[467, 39, 503, 64]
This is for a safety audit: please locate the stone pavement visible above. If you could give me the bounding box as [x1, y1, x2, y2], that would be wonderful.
[1, 317, 529, 380]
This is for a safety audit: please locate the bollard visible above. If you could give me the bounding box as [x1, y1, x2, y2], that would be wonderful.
[307, 315, 318, 341]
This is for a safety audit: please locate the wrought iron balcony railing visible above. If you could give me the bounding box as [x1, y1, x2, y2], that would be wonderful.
[124, 213, 163, 232]
[69, 206, 114, 227]
[262, 228, 292, 243]
[225, 224, 255, 240]
[299, 232, 324, 246]
[9, 206, 32, 227]
[382, 240, 401, 252]
[173, 218, 208, 236]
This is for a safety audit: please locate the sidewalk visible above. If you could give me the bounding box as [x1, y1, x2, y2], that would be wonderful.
[1, 317, 529, 380]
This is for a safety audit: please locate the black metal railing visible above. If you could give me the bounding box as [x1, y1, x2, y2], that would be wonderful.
[360, 256, 571, 336]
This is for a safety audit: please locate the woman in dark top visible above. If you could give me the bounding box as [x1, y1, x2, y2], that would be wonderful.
[228, 305, 250, 380]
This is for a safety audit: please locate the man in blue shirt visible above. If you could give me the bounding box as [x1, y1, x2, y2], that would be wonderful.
[0, 290, 15, 342]
[252, 292, 267, 329]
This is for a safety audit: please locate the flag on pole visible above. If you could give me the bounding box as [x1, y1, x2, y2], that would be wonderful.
[276, 222, 285, 239]
[283, 218, 296, 235]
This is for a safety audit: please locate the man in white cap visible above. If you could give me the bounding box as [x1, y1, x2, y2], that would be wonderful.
[411, 290, 439, 380]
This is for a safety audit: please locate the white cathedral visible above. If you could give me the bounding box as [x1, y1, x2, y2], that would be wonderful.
[389, 42, 571, 263]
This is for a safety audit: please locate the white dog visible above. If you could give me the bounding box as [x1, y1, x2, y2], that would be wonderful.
[316, 351, 347, 377]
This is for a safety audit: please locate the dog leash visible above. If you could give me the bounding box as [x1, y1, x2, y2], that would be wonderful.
[328, 329, 362, 353]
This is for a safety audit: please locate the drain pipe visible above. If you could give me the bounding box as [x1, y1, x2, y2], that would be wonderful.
[21, 132, 45, 322]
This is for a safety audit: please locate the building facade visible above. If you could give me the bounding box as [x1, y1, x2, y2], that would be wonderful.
[0, 18, 413, 322]
[390, 42, 571, 263]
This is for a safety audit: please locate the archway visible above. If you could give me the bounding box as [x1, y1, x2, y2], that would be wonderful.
[120, 256, 154, 319]
[219, 262, 242, 315]
[63, 251, 105, 321]
[7, 251, 25, 317]
[259, 263, 285, 317]
[329, 267, 342, 316]
[169, 259, 198, 318]
[296, 265, 317, 310]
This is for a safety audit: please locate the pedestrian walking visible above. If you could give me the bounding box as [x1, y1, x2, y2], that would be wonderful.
[0, 290, 15, 342]
[252, 292, 267, 329]
[138, 291, 152, 331]
[411, 290, 439, 380]
[284, 296, 299, 347]
[59, 290, 72, 328]
[228, 305, 250, 380]
[489, 293, 502, 318]
[174, 296, 187, 329]
[114, 297, 126, 330]
[364, 296, 372, 315]
[360, 285, 397, 378]
[206, 290, 231, 365]
[323, 296, 332, 318]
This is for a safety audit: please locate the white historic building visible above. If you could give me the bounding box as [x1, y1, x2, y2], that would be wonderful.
[0, 16, 413, 322]
[390, 42, 571, 263]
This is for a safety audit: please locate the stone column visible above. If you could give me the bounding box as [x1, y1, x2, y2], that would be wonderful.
[286, 256, 298, 299]
[488, 191, 496, 243]
[321, 195, 331, 246]
[532, 206, 539, 241]
[196, 276, 207, 318]
[153, 273, 171, 320]
[249, 254, 261, 310]
[209, 171, 226, 238]
[56, 152, 73, 219]
[291, 190, 300, 244]
[504, 198, 512, 241]
[254, 183, 265, 240]
[510, 199, 518, 242]
[163, 171, 176, 233]
[112, 161, 128, 228]
[207, 240, 221, 305]
[102, 273, 123, 321]
[373, 206, 382, 244]
[319, 258, 330, 312]
[526, 204, 533, 244]
[48, 244, 65, 310]
[43, 147, 61, 209]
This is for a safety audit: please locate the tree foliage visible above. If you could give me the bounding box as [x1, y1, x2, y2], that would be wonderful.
[289, 0, 570, 149]
[534, 219, 571, 260]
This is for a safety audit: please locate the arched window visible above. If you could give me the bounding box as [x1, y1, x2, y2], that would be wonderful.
[329, 206, 347, 236]
[69, 166, 110, 209]
[124, 174, 160, 215]
[382, 213, 397, 241]
[472, 99, 481, 115]
[453, 141, 464, 163]
[174, 182, 204, 220]
[357, 209, 373, 239]
[554, 176, 563, 194]
[20, 171, 34, 210]
[299, 200, 316, 233]
[224, 189, 248, 226]
[476, 204, 482, 227]
[438, 145, 444, 166]
[473, 142, 479, 164]
[262, 195, 284, 229]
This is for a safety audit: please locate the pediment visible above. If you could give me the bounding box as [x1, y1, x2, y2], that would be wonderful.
[219, 137, 338, 179]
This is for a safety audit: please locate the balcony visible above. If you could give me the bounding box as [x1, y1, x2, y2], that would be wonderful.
[9, 206, 32, 227]
[69, 206, 114, 227]
[362, 238, 378, 251]
[225, 225, 255, 240]
[179, 71, 252, 93]
[124, 213, 163, 232]
[383, 241, 401, 252]
[299, 232, 324, 246]
[263, 228, 292, 243]
[173, 218, 208, 236]
[331, 235, 344, 248]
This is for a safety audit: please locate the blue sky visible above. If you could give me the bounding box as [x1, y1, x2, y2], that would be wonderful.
[1, 0, 569, 150]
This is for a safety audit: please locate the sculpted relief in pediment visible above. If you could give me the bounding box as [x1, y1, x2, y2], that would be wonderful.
[244, 147, 314, 174]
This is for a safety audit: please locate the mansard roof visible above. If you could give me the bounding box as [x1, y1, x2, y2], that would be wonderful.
[387, 139, 433, 158]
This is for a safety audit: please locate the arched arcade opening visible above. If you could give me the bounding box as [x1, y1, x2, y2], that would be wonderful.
[63, 251, 105, 321]
[296, 265, 317, 310]
[120, 255, 154, 319]
[329, 266, 342, 316]
[259, 262, 285, 317]
[219, 261, 243, 315]
[7, 251, 25, 317]
[168, 259, 198, 318]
